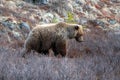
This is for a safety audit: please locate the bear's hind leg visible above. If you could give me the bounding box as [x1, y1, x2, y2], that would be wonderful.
[52, 48, 59, 57]
[42, 50, 49, 55]
[22, 48, 31, 58]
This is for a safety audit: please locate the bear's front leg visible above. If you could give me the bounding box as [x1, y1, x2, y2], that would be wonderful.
[53, 40, 67, 57]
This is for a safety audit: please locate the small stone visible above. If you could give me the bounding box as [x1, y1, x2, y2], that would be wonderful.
[39, 0, 48, 5]
[19, 22, 30, 33]
[5, 1, 17, 10]
[101, 7, 112, 18]
[65, 3, 73, 12]
[16, 1, 24, 8]
[75, 0, 83, 5]
[84, 28, 91, 32]
[12, 31, 22, 40]
[108, 19, 117, 25]
[79, 18, 88, 25]
[1, 20, 16, 30]
[113, 26, 120, 31]
[43, 13, 54, 19]
[42, 13, 54, 23]
[83, 5, 91, 12]
[111, 0, 120, 3]
[88, 19, 106, 28]
[75, 0, 86, 4]
[53, 13, 64, 22]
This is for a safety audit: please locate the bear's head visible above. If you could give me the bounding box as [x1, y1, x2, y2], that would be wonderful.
[74, 25, 84, 42]
[66, 24, 84, 42]
[57, 22, 84, 42]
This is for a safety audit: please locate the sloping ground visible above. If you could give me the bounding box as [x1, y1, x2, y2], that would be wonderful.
[0, 0, 120, 80]
[0, 28, 120, 80]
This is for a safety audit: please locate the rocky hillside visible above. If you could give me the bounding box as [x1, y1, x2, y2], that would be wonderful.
[0, 0, 120, 80]
[0, 0, 120, 42]
[0, 0, 120, 41]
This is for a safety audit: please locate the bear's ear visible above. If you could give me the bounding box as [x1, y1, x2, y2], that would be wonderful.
[74, 25, 79, 30]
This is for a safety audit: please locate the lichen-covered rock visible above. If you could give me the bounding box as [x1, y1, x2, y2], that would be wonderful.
[5, 1, 17, 10]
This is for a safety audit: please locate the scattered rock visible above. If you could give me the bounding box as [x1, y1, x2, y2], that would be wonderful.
[52, 13, 64, 23]
[16, 2, 25, 8]
[0, 0, 120, 42]
[88, 19, 107, 29]
[75, 0, 86, 4]
[1, 20, 16, 30]
[79, 17, 88, 25]
[5, 1, 17, 10]
[112, 26, 120, 31]
[115, 13, 120, 22]
[101, 7, 113, 18]
[84, 28, 91, 32]
[65, 2, 73, 12]
[83, 5, 91, 12]
[111, 0, 120, 3]
[75, 0, 82, 5]
[42, 13, 54, 23]
[12, 31, 22, 40]
[108, 19, 117, 25]
[19, 22, 31, 33]
[74, 15, 80, 23]
[43, 13, 54, 19]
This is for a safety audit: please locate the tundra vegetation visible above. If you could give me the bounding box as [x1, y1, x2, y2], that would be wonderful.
[0, 0, 120, 80]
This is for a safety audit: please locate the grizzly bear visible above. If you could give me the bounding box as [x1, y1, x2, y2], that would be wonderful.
[22, 22, 84, 57]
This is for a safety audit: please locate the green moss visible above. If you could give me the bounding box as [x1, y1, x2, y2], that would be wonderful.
[66, 12, 76, 23]
[52, 17, 59, 23]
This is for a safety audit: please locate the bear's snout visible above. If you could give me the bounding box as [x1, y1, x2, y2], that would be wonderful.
[75, 35, 84, 42]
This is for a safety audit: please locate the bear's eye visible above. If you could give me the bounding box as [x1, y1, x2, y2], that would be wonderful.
[74, 26, 79, 30]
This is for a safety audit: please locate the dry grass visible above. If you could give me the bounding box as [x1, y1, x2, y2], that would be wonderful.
[0, 27, 120, 80]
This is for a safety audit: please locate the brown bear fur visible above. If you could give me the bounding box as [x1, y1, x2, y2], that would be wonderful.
[22, 22, 84, 57]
